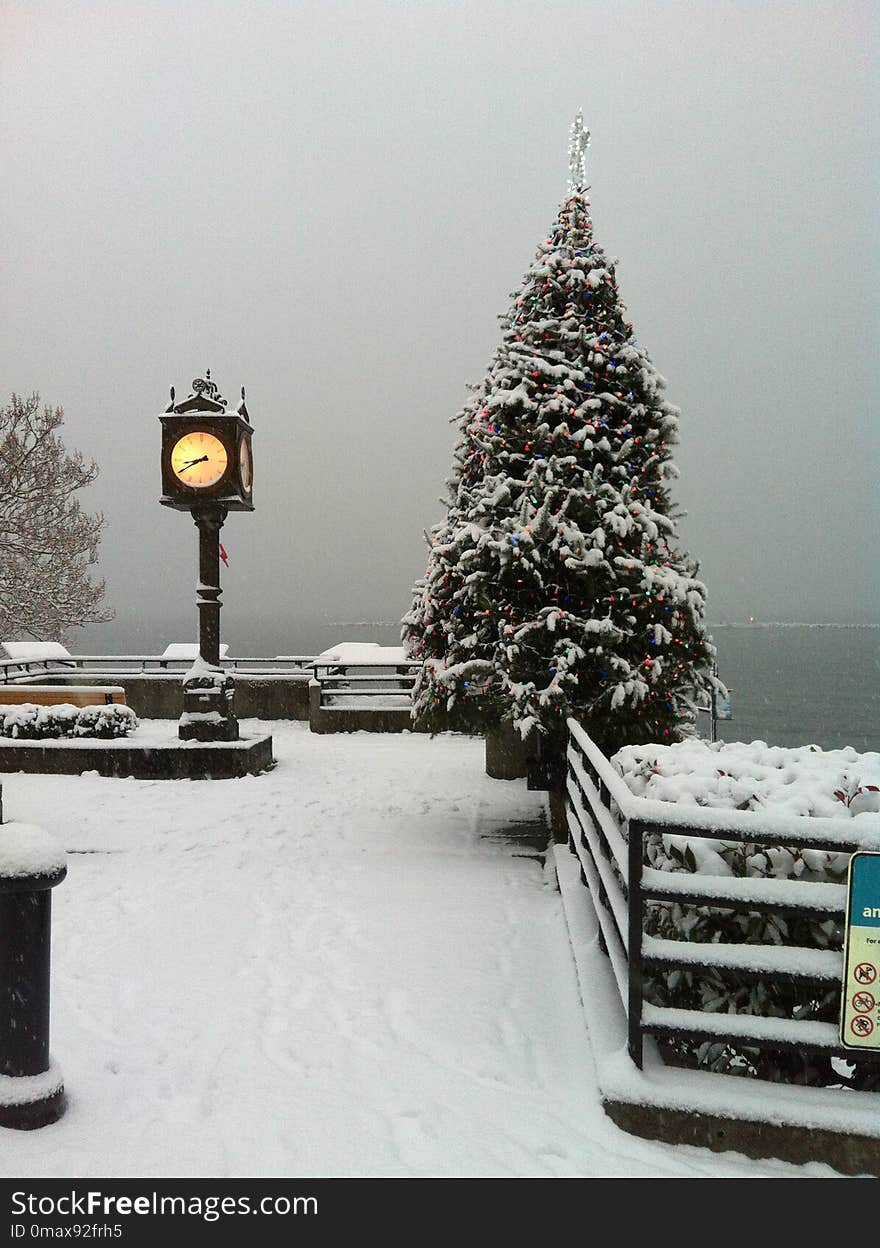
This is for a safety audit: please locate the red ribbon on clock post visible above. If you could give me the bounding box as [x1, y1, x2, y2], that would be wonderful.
[219, 542, 229, 568]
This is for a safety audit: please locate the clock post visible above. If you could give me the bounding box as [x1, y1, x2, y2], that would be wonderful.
[194, 503, 225, 667]
[159, 372, 255, 743]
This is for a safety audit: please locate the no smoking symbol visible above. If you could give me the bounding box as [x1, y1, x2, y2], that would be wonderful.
[854, 962, 877, 986]
[850, 1015, 874, 1039]
[852, 991, 875, 1014]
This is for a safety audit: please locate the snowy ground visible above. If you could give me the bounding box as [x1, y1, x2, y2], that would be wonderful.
[0, 724, 836, 1178]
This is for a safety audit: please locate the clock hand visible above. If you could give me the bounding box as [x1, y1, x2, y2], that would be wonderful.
[179, 455, 209, 471]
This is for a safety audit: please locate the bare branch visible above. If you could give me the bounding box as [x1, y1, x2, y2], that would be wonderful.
[0, 393, 114, 642]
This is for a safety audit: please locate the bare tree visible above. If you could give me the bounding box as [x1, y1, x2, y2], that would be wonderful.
[0, 393, 113, 642]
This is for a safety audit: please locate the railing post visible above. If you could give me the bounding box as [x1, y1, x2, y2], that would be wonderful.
[0, 799, 67, 1129]
[627, 818, 645, 1070]
[308, 678, 323, 730]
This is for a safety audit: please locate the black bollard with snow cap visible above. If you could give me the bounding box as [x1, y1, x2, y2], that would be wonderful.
[0, 783, 67, 1128]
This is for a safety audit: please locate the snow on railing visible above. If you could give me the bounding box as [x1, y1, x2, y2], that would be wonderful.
[563, 717, 880, 1088]
[69, 654, 317, 672]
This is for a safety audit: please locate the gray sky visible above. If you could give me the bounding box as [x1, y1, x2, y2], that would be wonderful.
[1, 0, 877, 653]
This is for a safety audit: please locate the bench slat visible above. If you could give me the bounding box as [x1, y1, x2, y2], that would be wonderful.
[0, 686, 126, 707]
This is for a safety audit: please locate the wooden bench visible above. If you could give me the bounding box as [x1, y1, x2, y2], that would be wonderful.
[0, 685, 126, 707]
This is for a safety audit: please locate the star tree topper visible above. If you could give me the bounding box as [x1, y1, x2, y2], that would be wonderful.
[567, 109, 591, 196]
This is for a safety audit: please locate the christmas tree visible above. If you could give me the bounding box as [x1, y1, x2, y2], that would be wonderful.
[403, 114, 719, 756]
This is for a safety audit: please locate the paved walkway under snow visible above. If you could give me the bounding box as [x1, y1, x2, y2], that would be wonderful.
[0, 725, 818, 1177]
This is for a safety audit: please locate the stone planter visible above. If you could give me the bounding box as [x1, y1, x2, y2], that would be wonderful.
[485, 720, 532, 780]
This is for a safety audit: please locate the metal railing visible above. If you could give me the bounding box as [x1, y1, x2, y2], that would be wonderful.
[0, 655, 316, 682]
[69, 654, 317, 673]
[0, 657, 77, 684]
[563, 717, 878, 1082]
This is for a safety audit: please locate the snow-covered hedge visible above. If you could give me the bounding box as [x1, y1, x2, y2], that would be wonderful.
[0, 703, 139, 739]
[611, 739, 880, 1089]
[613, 738, 880, 820]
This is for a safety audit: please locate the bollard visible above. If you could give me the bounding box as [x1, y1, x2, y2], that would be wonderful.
[0, 795, 67, 1129]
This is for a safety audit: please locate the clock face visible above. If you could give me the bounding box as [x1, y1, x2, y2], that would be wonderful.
[239, 437, 252, 493]
[170, 431, 228, 489]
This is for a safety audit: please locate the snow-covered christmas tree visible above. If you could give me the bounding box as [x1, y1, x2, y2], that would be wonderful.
[403, 114, 719, 756]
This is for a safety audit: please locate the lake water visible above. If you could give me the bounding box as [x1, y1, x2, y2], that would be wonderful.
[708, 625, 878, 755]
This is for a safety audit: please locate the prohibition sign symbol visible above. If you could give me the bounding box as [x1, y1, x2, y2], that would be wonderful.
[852, 991, 876, 1014]
[850, 1015, 874, 1039]
[854, 962, 877, 986]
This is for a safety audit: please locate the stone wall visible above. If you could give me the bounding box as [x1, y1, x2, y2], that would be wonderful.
[12, 673, 311, 721]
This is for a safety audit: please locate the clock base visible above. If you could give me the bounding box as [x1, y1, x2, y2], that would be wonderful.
[178, 712, 239, 743]
[179, 665, 239, 742]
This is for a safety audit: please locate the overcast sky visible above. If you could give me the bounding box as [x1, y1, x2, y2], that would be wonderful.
[1, 0, 876, 652]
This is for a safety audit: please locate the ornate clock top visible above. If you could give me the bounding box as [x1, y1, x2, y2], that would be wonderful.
[190, 371, 227, 406]
[169, 369, 229, 415]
